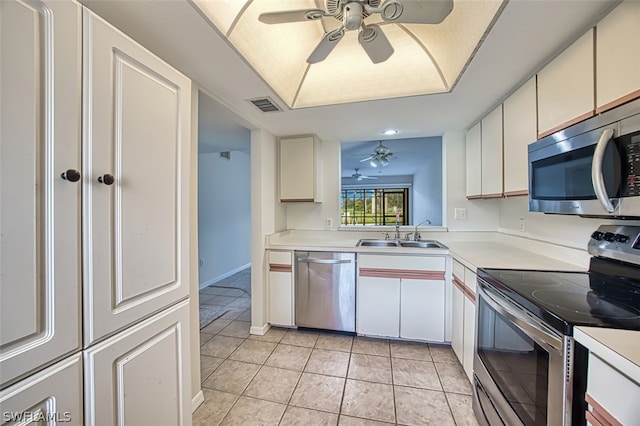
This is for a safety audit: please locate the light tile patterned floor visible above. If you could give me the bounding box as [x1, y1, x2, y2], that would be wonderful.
[197, 275, 479, 426]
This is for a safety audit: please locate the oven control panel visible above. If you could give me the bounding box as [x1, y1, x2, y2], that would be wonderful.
[588, 225, 640, 264]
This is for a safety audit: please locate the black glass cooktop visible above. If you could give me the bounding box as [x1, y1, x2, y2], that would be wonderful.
[478, 258, 640, 335]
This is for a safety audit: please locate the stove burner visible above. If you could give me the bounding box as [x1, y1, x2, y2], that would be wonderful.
[532, 289, 640, 320]
[493, 271, 563, 287]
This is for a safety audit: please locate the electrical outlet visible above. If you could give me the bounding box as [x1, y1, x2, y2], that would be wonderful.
[454, 208, 467, 220]
[199, 258, 204, 267]
[519, 218, 526, 233]
[326, 217, 333, 228]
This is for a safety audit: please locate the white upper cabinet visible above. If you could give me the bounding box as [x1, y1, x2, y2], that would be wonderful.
[596, 1, 640, 113]
[0, 0, 82, 388]
[465, 122, 482, 198]
[503, 78, 537, 196]
[279, 135, 322, 202]
[83, 10, 191, 346]
[537, 29, 595, 137]
[481, 105, 504, 198]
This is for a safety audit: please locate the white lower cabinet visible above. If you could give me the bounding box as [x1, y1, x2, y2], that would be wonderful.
[84, 300, 191, 425]
[0, 354, 83, 425]
[401, 278, 445, 342]
[268, 251, 294, 327]
[452, 260, 477, 382]
[357, 276, 401, 337]
[357, 254, 446, 342]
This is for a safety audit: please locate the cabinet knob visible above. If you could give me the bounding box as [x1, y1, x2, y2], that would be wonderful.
[61, 169, 81, 182]
[98, 174, 115, 185]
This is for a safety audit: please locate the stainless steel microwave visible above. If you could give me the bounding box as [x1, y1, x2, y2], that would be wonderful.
[528, 98, 640, 218]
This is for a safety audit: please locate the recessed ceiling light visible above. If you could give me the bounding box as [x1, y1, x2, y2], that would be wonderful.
[382, 129, 398, 136]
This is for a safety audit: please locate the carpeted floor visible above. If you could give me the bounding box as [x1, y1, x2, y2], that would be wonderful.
[199, 268, 251, 329]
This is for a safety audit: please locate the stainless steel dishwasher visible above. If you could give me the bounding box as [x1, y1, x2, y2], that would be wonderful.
[295, 251, 356, 333]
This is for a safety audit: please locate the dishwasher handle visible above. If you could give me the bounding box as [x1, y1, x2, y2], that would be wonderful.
[296, 257, 353, 265]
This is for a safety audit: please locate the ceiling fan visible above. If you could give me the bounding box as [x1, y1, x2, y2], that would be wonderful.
[258, 0, 454, 64]
[352, 168, 378, 181]
[360, 141, 394, 167]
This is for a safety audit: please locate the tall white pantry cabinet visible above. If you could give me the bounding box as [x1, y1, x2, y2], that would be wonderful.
[0, 1, 193, 424]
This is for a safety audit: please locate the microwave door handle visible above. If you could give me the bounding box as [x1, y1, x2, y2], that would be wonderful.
[591, 128, 618, 213]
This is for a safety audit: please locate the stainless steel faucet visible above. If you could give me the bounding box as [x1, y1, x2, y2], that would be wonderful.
[394, 216, 401, 240]
[413, 218, 431, 241]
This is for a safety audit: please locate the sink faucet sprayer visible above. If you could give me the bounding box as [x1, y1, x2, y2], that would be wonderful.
[394, 208, 401, 240]
[413, 218, 431, 241]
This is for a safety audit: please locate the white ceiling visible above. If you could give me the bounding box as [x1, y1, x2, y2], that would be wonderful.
[82, 0, 617, 143]
[198, 92, 251, 154]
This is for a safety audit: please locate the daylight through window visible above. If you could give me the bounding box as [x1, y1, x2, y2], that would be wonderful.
[340, 188, 409, 226]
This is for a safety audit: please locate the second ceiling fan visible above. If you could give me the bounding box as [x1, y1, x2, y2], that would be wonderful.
[259, 0, 454, 64]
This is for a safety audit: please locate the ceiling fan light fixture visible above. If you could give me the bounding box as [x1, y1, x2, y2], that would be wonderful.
[380, 157, 390, 167]
[370, 159, 379, 168]
[193, 0, 507, 108]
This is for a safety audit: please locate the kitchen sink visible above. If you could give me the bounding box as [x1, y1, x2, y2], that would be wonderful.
[356, 239, 401, 247]
[399, 240, 448, 249]
[356, 239, 447, 249]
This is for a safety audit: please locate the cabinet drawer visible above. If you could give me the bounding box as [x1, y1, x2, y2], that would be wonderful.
[358, 254, 445, 271]
[269, 250, 292, 266]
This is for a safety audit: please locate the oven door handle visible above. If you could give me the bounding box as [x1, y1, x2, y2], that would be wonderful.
[591, 128, 618, 213]
[480, 283, 563, 354]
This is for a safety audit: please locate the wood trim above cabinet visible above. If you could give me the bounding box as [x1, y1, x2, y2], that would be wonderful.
[270, 263, 292, 273]
[359, 268, 445, 280]
[481, 193, 504, 199]
[280, 198, 314, 203]
[504, 190, 528, 197]
[596, 89, 640, 115]
[538, 111, 595, 139]
[466, 195, 483, 200]
[585, 393, 623, 426]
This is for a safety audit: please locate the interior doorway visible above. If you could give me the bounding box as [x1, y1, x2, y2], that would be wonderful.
[197, 91, 252, 330]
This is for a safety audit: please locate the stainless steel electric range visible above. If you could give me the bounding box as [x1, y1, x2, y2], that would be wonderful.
[473, 225, 640, 426]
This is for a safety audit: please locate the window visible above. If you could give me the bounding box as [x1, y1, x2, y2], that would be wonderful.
[340, 188, 409, 226]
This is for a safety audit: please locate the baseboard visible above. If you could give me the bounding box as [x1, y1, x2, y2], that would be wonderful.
[250, 323, 270, 336]
[192, 390, 205, 413]
[199, 263, 251, 290]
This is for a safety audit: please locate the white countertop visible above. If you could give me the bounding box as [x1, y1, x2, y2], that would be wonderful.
[574, 327, 640, 384]
[267, 229, 589, 272]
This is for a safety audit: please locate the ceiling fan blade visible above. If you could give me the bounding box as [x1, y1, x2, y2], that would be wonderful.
[307, 28, 345, 64]
[359, 24, 394, 64]
[379, 0, 453, 24]
[361, 176, 378, 179]
[258, 8, 326, 24]
[360, 156, 374, 162]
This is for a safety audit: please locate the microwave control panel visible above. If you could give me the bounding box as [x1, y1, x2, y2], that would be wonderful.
[622, 131, 640, 196]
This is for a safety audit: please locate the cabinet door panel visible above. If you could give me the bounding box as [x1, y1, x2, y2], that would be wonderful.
[0, 354, 83, 424]
[84, 300, 190, 426]
[269, 271, 294, 327]
[465, 122, 482, 198]
[83, 10, 191, 345]
[503, 78, 537, 195]
[0, 0, 81, 387]
[537, 29, 594, 137]
[463, 298, 476, 382]
[357, 277, 400, 337]
[596, 1, 640, 112]
[400, 279, 445, 342]
[451, 283, 464, 363]
[481, 105, 503, 197]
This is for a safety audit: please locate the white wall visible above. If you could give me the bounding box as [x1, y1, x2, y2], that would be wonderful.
[198, 151, 251, 286]
[498, 196, 640, 250]
[413, 140, 443, 226]
[250, 129, 286, 332]
[443, 130, 500, 231]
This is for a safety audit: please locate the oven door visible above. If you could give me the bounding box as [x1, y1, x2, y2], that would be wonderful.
[473, 279, 568, 426]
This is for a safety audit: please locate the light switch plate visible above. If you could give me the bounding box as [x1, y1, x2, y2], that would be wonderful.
[454, 208, 467, 220]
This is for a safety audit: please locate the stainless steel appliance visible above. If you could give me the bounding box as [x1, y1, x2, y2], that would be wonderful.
[295, 251, 356, 332]
[528, 98, 640, 218]
[473, 225, 640, 426]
